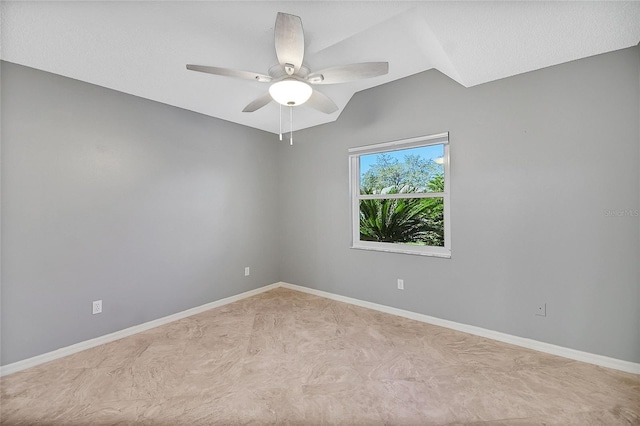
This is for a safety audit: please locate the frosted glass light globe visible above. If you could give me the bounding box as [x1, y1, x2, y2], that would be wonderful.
[269, 79, 312, 106]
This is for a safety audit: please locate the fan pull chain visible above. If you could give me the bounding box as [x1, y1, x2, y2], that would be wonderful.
[290, 106, 293, 145]
[279, 104, 283, 141]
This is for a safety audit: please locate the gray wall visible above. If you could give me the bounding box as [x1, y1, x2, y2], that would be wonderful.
[277, 46, 640, 363]
[2, 46, 639, 367]
[1, 62, 280, 365]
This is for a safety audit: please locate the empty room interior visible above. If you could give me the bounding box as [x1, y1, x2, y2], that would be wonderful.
[1, 1, 639, 425]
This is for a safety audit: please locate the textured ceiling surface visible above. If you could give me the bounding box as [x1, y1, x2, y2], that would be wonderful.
[2, 1, 639, 134]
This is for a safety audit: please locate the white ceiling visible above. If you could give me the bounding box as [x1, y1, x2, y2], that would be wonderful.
[2, 1, 639, 134]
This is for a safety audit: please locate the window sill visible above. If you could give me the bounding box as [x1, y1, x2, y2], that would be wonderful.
[350, 244, 451, 259]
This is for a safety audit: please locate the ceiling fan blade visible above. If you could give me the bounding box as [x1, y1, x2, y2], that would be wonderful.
[186, 65, 272, 82]
[305, 89, 338, 114]
[274, 12, 304, 73]
[242, 92, 273, 112]
[307, 62, 389, 84]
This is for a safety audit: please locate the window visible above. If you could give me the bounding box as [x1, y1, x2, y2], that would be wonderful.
[349, 133, 451, 258]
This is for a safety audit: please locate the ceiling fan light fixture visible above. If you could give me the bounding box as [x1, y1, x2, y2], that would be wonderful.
[269, 79, 312, 106]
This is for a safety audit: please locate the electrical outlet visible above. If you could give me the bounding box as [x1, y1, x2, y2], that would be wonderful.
[92, 300, 102, 315]
[536, 303, 546, 317]
[397, 279, 404, 290]
[244, 267, 250, 276]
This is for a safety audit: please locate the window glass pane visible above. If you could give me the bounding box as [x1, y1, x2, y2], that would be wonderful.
[359, 197, 444, 247]
[359, 144, 444, 194]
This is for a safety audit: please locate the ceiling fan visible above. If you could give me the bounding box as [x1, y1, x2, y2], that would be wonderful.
[186, 12, 389, 115]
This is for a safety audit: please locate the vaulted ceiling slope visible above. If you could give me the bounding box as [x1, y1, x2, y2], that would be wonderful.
[2, 1, 639, 134]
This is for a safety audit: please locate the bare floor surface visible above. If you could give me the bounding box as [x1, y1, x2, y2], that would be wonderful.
[1, 287, 639, 425]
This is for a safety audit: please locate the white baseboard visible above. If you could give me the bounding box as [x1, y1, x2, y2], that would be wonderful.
[279, 282, 640, 375]
[0, 283, 281, 377]
[2, 281, 638, 377]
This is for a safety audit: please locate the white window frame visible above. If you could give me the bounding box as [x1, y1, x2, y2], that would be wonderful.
[349, 132, 451, 258]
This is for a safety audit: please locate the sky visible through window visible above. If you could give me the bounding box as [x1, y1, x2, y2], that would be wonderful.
[359, 144, 444, 177]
